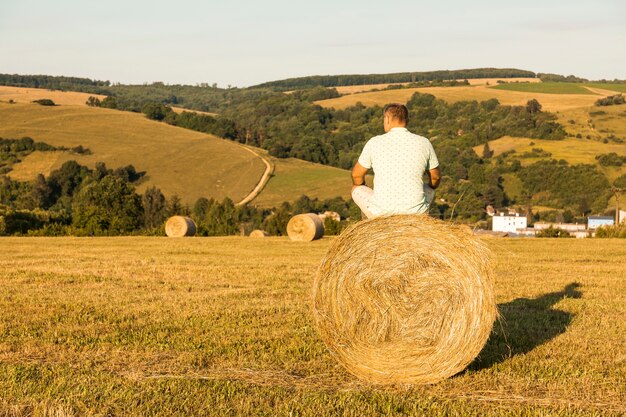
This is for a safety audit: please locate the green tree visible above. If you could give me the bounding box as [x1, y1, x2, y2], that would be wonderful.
[72, 175, 143, 235]
[142, 186, 167, 229]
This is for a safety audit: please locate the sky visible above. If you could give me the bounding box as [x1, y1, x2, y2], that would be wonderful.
[1, 0, 624, 87]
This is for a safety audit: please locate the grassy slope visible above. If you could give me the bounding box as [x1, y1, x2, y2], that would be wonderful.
[254, 152, 353, 207]
[0, 85, 106, 105]
[0, 237, 624, 416]
[491, 82, 596, 94]
[475, 136, 626, 189]
[315, 85, 602, 112]
[585, 83, 626, 93]
[0, 102, 265, 204]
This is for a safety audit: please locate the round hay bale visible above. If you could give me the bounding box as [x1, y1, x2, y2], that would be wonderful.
[312, 214, 497, 385]
[249, 229, 269, 238]
[165, 216, 196, 237]
[287, 213, 324, 242]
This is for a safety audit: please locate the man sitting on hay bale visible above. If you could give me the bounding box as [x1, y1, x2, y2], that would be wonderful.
[351, 103, 441, 219]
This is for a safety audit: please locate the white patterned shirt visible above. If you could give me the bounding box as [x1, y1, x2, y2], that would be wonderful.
[357, 127, 439, 215]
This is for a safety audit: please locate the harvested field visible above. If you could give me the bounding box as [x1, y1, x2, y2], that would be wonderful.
[491, 82, 596, 95]
[315, 85, 604, 112]
[0, 86, 105, 106]
[0, 237, 624, 415]
[328, 78, 539, 95]
[474, 136, 626, 183]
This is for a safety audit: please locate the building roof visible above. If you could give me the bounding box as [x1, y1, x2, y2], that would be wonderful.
[587, 216, 614, 220]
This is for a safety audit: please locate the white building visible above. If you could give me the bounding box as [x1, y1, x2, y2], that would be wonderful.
[492, 213, 527, 233]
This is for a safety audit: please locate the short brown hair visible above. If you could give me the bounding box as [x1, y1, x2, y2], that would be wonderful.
[383, 103, 409, 123]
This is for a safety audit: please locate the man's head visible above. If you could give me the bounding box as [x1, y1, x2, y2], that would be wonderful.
[383, 103, 409, 132]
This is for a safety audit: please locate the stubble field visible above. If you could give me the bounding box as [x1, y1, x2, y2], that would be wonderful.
[0, 237, 624, 416]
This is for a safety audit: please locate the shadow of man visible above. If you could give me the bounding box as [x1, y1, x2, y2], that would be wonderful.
[470, 282, 582, 370]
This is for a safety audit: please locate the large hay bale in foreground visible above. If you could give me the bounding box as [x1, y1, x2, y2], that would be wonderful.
[287, 213, 324, 242]
[249, 229, 269, 238]
[165, 216, 196, 237]
[313, 215, 497, 385]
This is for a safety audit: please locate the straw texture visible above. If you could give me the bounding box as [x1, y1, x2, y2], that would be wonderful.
[287, 213, 324, 242]
[165, 216, 196, 237]
[313, 214, 497, 385]
[249, 230, 269, 238]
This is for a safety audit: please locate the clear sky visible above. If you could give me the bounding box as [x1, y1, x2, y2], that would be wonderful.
[1, 0, 624, 87]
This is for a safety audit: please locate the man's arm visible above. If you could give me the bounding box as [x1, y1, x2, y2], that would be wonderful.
[427, 167, 441, 189]
[351, 162, 368, 192]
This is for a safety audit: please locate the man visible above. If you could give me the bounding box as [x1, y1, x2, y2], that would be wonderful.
[351, 103, 440, 218]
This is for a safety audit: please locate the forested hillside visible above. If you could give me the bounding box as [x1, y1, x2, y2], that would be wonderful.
[1, 70, 624, 231]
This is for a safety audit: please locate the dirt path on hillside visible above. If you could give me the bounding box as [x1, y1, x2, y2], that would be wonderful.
[235, 145, 274, 206]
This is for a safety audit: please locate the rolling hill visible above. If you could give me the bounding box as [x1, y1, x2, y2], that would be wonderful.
[0, 88, 353, 207]
[0, 102, 265, 205]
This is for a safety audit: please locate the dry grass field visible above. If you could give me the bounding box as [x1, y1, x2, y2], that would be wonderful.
[0, 86, 105, 106]
[332, 78, 540, 95]
[315, 85, 605, 112]
[0, 237, 624, 416]
[473, 134, 626, 183]
[0, 102, 265, 204]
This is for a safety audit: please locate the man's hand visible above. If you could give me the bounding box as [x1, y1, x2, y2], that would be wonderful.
[428, 167, 441, 189]
[351, 162, 368, 191]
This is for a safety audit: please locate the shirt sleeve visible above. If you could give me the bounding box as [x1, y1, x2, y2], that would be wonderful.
[426, 141, 439, 170]
[357, 140, 373, 169]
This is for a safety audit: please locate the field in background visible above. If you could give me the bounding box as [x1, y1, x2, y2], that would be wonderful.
[473, 136, 626, 176]
[0, 237, 623, 416]
[332, 78, 540, 95]
[491, 82, 596, 95]
[0, 102, 265, 204]
[0, 86, 106, 106]
[315, 85, 605, 112]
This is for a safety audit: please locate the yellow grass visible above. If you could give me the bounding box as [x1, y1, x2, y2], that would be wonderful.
[171, 106, 218, 117]
[474, 136, 626, 183]
[0, 86, 105, 106]
[332, 78, 540, 95]
[0, 237, 624, 415]
[0, 85, 220, 117]
[316, 85, 603, 112]
[0, 102, 265, 204]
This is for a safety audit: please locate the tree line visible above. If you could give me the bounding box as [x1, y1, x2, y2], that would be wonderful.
[252, 68, 537, 89]
[0, 157, 354, 236]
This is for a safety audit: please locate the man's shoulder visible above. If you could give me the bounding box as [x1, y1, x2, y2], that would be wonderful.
[364, 134, 386, 147]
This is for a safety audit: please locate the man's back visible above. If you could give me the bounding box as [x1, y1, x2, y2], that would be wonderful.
[358, 127, 439, 215]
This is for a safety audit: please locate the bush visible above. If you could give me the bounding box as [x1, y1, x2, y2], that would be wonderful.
[32, 99, 56, 106]
[595, 94, 625, 106]
[595, 224, 626, 238]
[536, 226, 572, 238]
[596, 152, 626, 167]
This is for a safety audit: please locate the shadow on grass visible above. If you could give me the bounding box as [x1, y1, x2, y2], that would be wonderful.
[470, 282, 582, 370]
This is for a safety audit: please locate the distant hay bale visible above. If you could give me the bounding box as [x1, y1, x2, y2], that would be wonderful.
[313, 215, 497, 385]
[249, 229, 269, 238]
[287, 213, 324, 242]
[165, 216, 196, 237]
